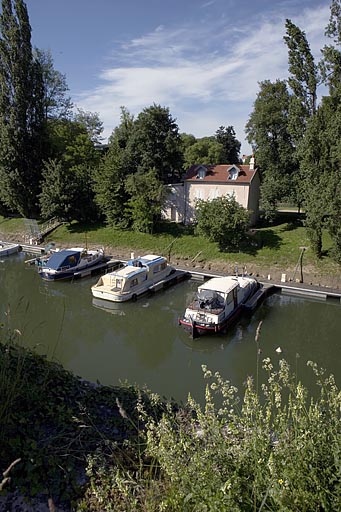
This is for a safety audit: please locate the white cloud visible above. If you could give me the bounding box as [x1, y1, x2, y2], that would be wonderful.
[74, 3, 329, 152]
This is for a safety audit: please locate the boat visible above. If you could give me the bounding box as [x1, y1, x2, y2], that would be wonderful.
[38, 247, 105, 281]
[179, 275, 260, 338]
[91, 254, 175, 302]
[0, 242, 21, 257]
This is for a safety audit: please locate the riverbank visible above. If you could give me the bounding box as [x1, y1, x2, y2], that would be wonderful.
[1, 216, 340, 290]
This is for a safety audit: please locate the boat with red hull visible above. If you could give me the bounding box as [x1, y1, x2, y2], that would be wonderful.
[179, 275, 259, 338]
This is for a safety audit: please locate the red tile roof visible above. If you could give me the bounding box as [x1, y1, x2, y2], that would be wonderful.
[183, 164, 256, 184]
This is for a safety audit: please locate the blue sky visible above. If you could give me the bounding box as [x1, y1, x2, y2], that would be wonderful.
[25, 0, 330, 153]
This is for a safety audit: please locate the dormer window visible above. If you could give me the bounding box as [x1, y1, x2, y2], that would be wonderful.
[228, 165, 239, 180]
[196, 165, 207, 180]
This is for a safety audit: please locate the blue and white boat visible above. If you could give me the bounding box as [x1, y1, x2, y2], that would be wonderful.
[91, 254, 175, 302]
[38, 247, 105, 281]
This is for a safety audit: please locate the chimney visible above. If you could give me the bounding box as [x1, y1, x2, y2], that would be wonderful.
[249, 155, 255, 170]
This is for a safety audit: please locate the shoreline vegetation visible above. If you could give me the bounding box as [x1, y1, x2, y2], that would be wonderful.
[0, 332, 340, 511]
[1, 213, 340, 290]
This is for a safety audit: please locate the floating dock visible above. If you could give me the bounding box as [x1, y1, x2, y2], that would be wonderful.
[272, 282, 341, 302]
[244, 284, 277, 312]
[148, 269, 190, 293]
[175, 267, 341, 303]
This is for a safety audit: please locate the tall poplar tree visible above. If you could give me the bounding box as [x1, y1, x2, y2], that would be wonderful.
[284, 19, 319, 144]
[0, 0, 45, 217]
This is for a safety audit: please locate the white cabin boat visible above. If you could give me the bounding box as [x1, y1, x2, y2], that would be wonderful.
[91, 254, 175, 302]
[0, 242, 21, 257]
[179, 275, 259, 337]
[38, 247, 105, 281]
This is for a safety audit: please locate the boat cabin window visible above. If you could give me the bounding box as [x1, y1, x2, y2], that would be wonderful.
[130, 278, 138, 288]
[226, 291, 234, 305]
[132, 259, 143, 267]
[152, 260, 166, 273]
[115, 278, 123, 289]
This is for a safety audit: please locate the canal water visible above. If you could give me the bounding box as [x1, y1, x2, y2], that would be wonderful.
[1, 252, 340, 404]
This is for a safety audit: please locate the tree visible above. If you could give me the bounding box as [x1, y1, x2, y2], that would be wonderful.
[125, 168, 166, 233]
[195, 195, 250, 251]
[284, 19, 319, 148]
[245, 80, 297, 219]
[215, 126, 241, 163]
[0, 0, 45, 217]
[295, 1, 341, 260]
[74, 108, 103, 144]
[40, 119, 100, 222]
[179, 132, 196, 152]
[94, 146, 130, 228]
[39, 159, 77, 221]
[33, 48, 73, 121]
[108, 106, 134, 149]
[300, 93, 341, 259]
[94, 107, 135, 227]
[126, 104, 183, 183]
[320, 0, 341, 94]
[183, 137, 224, 168]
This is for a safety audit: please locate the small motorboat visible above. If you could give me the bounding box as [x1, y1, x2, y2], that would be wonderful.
[38, 247, 105, 281]
[179, 275, 259, 338]
[0, 242, 21, 257]
[91, 254, 175, 302]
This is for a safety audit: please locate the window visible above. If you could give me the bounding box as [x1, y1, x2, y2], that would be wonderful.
[228, 166, 239, 180]
[130, 278, 138, 288]
[196, 166, 206, 179]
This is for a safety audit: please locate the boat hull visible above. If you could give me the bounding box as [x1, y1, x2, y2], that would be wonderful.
[179, 304, 243, 338]
[91, 288, 135, 302]
[39, 261, 103, 281]
[38, 249, 104, 281]
[0, 243, 21, 257]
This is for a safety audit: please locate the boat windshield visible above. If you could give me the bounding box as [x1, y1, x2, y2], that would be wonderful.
[196, 289, 224, 309]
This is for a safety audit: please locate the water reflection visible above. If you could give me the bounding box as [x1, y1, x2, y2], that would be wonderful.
[92, 297, 127, 316]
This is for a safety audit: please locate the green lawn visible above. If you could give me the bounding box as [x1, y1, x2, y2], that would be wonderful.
[0, 214, 337, 275]
[0, 213, 339, 274]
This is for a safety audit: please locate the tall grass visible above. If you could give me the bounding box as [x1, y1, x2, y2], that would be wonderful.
[82, 357, 341, 511]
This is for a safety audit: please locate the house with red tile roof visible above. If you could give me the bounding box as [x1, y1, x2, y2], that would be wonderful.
[163, 156, 260, 225]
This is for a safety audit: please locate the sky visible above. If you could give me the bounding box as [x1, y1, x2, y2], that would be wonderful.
[24, 0, 331, 154]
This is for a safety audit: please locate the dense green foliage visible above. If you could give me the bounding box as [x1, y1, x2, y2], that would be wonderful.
[195, 196, 250, 251]
[245, 80, 296, 220]
[34, 48, 73, 121]
[0, 0, 45, 217]
[182, 127, 241, 168]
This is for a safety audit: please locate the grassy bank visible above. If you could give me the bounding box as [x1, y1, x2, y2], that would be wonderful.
[1, 214, 339, 286]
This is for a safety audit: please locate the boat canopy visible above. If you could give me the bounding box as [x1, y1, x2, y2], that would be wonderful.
[197, 289, 225, 308]
[46, 250, 81, 270]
